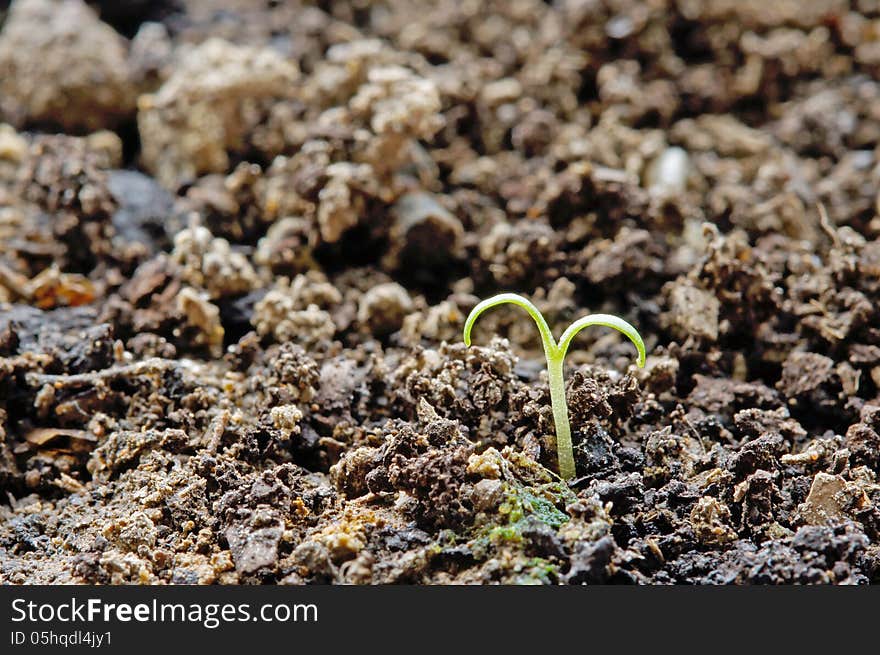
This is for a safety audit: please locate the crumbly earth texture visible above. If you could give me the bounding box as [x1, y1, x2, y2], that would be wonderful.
[1, 0, 880, 585]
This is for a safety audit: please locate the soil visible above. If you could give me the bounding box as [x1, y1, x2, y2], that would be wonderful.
[1, 0, 880, 585]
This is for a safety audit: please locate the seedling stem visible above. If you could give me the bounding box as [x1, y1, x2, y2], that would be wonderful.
[463, 293, 646, 480]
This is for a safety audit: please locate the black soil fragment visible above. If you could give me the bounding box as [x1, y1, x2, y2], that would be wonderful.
[1, 0, 880, 585]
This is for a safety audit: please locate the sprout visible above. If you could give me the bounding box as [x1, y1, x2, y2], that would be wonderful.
[463, 293, 646, 480]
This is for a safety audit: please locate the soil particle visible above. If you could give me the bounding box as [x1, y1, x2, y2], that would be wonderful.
[798, 472, 871, 527]
[106, 170, 174, 256]
[0, 0, 136, 132]
[672, 523, 869, 584]
[251, 274, 340, 348]
[662, 278, 720, 342]
[0, 305, 115, 374]
[690, 496, 737, 546]
[778, 352, 837, 398]
[400, 296, 467, 346]
[384, 192, 464, 277]
[315, 163, 378, 244]
[845, 405, 880, 471]
[254, 217, 316, 277]
[333, 416, 477, 531]
[170, 224, 259, 300]
[688, 375, 780, 417]
[138, 37, 299, 189]
[12, 132, 126, 275]
[580, 227, 666, 291]
[176, 287, 224, 357]
[225, 520, 283, 575]
[643, 428, 703, 487]
[734, 406, 807, 444]
[87, 429, 187, 483]
[565, 535, 617, 584]
[357, 283, 414, 337]
[478, 219, 562, 289]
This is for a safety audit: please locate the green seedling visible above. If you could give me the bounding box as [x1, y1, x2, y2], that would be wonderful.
[463, 293, 646, 480]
